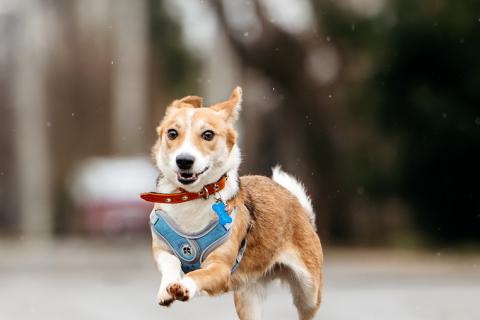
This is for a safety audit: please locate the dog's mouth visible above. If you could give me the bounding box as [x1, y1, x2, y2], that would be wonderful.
[177, 166, 209, 185]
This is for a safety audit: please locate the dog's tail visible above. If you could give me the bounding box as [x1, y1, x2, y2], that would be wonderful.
[272, 166, 316, 230]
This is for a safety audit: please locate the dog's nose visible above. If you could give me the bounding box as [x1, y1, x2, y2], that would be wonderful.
[176, 153, 195, 170]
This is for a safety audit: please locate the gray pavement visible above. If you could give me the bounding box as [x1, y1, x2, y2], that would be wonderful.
[0, 239, 479, 320]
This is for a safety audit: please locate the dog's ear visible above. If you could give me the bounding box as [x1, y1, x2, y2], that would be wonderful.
[163, 95, 203, 119]
[210, 86, 242, 123]
[166, 95, 203, 113]
[178, 95, 203, 108]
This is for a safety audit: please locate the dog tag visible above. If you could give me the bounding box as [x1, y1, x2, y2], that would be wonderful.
[212, 201, 232, 226]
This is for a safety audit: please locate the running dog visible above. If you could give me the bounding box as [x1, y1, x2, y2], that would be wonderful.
[141, 87, 323, 320]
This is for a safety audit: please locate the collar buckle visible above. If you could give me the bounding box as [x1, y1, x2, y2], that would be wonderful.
[199, 186, 210, 199]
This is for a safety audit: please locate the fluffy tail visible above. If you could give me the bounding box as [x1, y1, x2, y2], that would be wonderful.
[272, 166, 316, 229]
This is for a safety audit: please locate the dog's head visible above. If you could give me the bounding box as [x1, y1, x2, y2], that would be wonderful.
[153, 87, 242, 191]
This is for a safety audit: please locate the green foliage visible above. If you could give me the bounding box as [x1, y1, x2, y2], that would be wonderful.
[383, 2, 480, 243]
[342, 0, 480, 242]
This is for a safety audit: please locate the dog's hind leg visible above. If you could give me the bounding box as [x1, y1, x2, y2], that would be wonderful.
[287, 274, 321, 320]
[233, 283, 265, 320]
[277, 247, 322, 320]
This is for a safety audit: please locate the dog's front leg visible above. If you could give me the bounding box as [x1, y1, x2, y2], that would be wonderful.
[152, 228, 183, 307]
[165, 255, 233, 303]
[161, 238, 241, 301]
[154, 250, 183, 306]
[167, 208, 251, 301]
[181, 258, 232, 297]
[169, 231, 246, 301]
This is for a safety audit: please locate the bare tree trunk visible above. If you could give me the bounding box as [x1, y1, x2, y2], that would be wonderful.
[111, 0, 148, 155]
[12, 0, 53, 239]
[210, 0, 353, 240]
[0, 8, 19, 232]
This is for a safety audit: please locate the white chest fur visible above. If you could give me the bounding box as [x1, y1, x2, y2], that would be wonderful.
[156, 171, 239, 234]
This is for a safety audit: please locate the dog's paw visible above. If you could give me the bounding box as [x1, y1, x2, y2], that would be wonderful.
[157, 287, 175, 307]
[167, 282, 190, 301]
[167, 278, 198, 302]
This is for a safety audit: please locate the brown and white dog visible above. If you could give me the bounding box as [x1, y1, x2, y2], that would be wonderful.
[149, 87, 323, 319]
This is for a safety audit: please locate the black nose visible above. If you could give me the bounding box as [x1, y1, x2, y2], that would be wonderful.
[176, 153, 195, 170]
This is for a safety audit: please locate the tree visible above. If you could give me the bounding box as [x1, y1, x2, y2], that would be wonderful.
[212, 0, 480, 244]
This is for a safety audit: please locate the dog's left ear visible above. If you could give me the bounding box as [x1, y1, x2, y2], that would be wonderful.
[210, 86, 242, 123]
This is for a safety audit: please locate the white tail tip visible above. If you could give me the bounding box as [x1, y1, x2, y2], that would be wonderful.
[272, 166, 316, 229]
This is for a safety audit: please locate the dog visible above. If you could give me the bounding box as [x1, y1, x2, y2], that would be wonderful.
[142, 87, 323, 320]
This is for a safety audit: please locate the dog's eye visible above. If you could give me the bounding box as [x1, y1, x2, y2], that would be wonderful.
[201, 130, 215, 141]
[167, 129, 178, 140]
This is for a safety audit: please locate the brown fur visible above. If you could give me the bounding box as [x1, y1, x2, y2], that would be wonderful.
[151, 87, 323, 319]
[154, 176, 324, 318]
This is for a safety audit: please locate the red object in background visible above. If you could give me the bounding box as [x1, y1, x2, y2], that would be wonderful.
[70, 157, 158, 235]
[80, 200, 153, 234]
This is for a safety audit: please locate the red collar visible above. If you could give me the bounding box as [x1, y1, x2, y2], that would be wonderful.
[140, 175, 228, 204]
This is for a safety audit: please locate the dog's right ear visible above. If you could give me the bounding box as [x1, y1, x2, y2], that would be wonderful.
[171, 95, 203, 108]
[161, 95, 203, 124]
[163, 95, 203, 119]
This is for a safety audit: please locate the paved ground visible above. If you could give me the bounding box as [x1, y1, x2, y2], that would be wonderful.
[0, 239, 479, 320]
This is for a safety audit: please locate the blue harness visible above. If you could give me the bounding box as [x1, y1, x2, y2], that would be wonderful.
[150, 208, 247, 274]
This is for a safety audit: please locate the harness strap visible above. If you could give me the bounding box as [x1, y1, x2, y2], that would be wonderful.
[150, 209, 249, 274]
[231, 222, 252, 273]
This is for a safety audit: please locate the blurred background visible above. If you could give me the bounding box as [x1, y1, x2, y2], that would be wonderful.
[0, 0, 479, 319]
